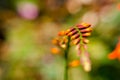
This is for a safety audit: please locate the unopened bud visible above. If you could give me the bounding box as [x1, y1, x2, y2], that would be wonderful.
[81, 23, 91, 27]
[80, 27, 92, 33]
[83, 38, 89, 44]
[65, 28, 75, 35]
[72, 38, 80, 45]
[82, 33, 91, 37]
[71, 34, 80, 40]
[67, 30, 78, 36]
[58, 31, 65, 36]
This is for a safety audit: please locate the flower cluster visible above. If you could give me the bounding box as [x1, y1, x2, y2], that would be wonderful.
[51, 22, 92, 72]
[65, 23, 92, 45]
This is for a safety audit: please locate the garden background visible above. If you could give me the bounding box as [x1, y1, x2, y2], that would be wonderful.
[0, 0, 120, 80]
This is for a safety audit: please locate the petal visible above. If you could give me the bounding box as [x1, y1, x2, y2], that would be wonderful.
[108, 51, 117, 60]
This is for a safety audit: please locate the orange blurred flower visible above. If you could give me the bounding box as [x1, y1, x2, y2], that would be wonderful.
[108, 39, 120, 60]
[51, 47, 60, 54]
[69, 60, 80, 67]
[117, 3, 120, 11]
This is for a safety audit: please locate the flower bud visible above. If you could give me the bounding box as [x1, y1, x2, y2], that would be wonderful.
[77, 24, 90, 29]
[52, 38, 59, 45]
[72, 38, 80, 45]
[82, 33, 91, 37]
[80, 27, 92, 33]
[51, 47, 60, 54]
[83, 38, 89, 44]
[69, 60, 80, 67]
[81, 23, 91, 27]
[60, 44, 66, 49]
[67, 30, 78, 36]
[71, 33, 80, 40]
[65, 27, 75, 35]
[58, 31, 65, 36]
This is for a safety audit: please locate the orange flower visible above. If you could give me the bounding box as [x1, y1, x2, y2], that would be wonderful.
[51, 47, 60, 54]
[108, 39, 120, 60]
[69, 60, 80, 67]
[117, 3, 120, 11]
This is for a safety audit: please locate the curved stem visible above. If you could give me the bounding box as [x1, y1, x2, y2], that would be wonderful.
[64, 37, 70, 80]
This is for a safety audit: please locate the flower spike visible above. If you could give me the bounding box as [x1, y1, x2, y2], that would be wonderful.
[51, 22, 92, 72]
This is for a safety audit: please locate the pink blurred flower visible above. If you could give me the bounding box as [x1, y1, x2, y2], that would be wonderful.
[77, 44, 91, 72]
[17, 2, 39, 20]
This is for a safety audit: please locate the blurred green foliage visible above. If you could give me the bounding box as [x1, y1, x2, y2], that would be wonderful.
[0, 0, 120, 80]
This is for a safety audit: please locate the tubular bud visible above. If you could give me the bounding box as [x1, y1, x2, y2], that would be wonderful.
[65, 27, 75, 35]
[71, 34, 80, 40]
[77, 24, 90, 29]
[81, 23, 91, 27]
[82, 33, 91, 37]
[80, 27, 92, 33]
[67, 30, 78, 36]
[72, 38, 80, 45]
[83, 38, 89, 44]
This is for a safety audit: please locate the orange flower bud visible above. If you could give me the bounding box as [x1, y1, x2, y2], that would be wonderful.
[52, 38, 59, 45]
[81, 23, 91, 27]
[65, 28, 75, 35]
[69, 60, 80, 67]
[83, 38, 89, 44]
[71, 34, 80, 40]
[77, 24, 90, 29]
[80, 27, 92, 33]
[72, 38, 80, 45]
[51, 47, 60, 54]
[67, 30, 78, 36]
[82, 33, 91, 37]
[58, 31, 65, 36]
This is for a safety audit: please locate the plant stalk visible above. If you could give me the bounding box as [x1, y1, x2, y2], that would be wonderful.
[64, 37, 70, 80]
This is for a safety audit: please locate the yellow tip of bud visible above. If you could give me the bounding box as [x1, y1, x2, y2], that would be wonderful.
[81, 23, 91, 27]
[66, 29, 70, 33]
[86, 27, 92, 32]
[82, 33, 91, 37]
[68, 32, 73, 36]
[60, 44, 66, 49]
[72, 39, 80, 45]
[71, 35, 76, 40]
[83, 38, 89, 44]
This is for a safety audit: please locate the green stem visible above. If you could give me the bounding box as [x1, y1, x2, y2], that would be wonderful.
[75, 26, 83, 45]
[64, 37, 70, 80]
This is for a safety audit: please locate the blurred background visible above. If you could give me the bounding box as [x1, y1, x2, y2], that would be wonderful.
[0, 0, 120, 80]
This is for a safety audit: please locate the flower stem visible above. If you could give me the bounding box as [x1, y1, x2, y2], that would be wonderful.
[64, 37, 70, 80]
